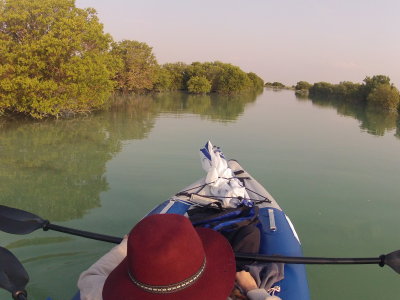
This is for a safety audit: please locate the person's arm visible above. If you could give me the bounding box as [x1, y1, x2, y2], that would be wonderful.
[77, 237, 127, 300]
[235, 271, 280, 300]
[246, 289, 271, 300]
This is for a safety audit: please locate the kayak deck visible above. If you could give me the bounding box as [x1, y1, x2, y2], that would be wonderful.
[146, 160, 310, 300]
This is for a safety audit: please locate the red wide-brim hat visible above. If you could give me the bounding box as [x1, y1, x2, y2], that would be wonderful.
[103, 214, 236, 300]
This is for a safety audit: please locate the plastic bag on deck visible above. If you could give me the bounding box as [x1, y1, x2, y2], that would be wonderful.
[200, 141, 249, 208]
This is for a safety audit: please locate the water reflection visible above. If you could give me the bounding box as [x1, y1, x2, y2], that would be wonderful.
[298, 95, 399, 137]
[0, 118, 120, 221]
[0, 91, 260, 221]
[135, 90, 261, 122]
[21, 252, 82, 264]
[0, 106, 157, 221]
[6, 237, 72, 249]
[107, 94, 158, 140]
[396, 121, 400, 139]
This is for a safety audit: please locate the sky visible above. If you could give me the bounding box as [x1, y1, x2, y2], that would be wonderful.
[75, 0, 400, 87]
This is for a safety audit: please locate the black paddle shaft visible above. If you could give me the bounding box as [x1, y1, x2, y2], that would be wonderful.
[44, 223, 122, 244]
[235, 252, 383, 265]
[236, 252, 400, 274]
[0, 205, 122, 244]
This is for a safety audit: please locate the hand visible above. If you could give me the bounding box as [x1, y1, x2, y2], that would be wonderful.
[235, 271, 258, 293]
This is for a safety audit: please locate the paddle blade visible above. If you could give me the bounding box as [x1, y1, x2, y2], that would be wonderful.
[0, 247, 29, 294]
[0, 205, 45, 234]
[384, 250, 400, 274]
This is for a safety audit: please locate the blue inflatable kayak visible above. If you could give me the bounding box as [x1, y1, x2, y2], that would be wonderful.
[72, 147, 310, 300]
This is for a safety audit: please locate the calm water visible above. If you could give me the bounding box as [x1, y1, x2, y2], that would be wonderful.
[1, 90, 400, 300]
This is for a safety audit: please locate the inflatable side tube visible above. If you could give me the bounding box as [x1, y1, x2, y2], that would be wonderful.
[258, 207, 310, 300]
[147, 199, 191, 216]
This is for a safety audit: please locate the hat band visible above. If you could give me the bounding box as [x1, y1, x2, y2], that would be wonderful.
[128, 257, 207, 294]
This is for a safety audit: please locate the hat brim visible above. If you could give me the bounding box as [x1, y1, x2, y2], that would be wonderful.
[103, 228, 236, 300]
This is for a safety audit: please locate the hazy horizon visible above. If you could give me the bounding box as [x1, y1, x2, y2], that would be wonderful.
[76, 0, 400, 87]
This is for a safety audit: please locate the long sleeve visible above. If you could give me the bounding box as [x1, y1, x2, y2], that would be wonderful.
[77, 238, 127, 300]
[246, 288, 271, 300]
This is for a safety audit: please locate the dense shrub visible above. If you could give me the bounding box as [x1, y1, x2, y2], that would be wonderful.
[308, 75, 400, 112]
[157, 61, 262, 95]
[161, 62, 188, 91]
[112, 40, 158, 93]
[309, 82, 335, 97]
[215, 63, 252, 94]
[153, 68, 173, 92]
[187, 76, 212, 94]
[0, 0, 120, 118]
[265, 82, 286, 88]
[247, 72, 265, 90]
[185, 62, 223, 91]
[362, 75, 391, 97]
[295, 81, 312, 91]
[367, 84, 400, 112]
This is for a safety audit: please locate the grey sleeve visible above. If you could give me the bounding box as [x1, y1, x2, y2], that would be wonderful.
[247, 288, 270, 300]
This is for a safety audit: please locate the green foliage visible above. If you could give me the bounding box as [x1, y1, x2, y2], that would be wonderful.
[367, 84, 400, 112]
[309, 75, 400, 113]
[214, 63, 252, 94]
[112, 40, 158, 93]
[185, 61, 223, 91]
[157, 61, 261, 95]
[309, 81, 362, 101]
[153, 67, 173, 92]
[334, 81, 362, 99]
[295, 81, 312, 91]
[247, 72, 264, 90]
[265, 82, 286, 88]
[309, 82, 334, 96]
[187, 76, 212, 94]
[0, 0, 120, 119]
[160, 62, 188, 90]
[362, 75, 391, 97]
